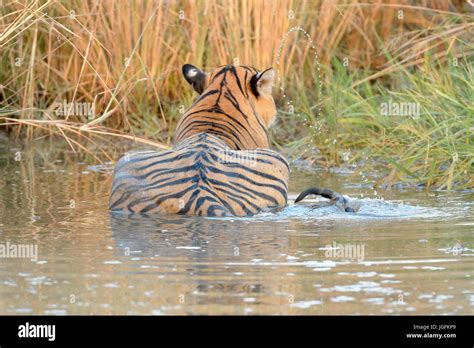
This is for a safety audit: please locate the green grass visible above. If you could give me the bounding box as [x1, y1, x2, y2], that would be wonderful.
[272, 50, 474, 190]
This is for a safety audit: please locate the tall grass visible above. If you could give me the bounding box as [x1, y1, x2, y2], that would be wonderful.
[0, 0, 473, 189]
[276, 53, 474, 189]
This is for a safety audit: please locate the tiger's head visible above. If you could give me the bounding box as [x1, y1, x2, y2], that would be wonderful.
[181, 63, 277, 132]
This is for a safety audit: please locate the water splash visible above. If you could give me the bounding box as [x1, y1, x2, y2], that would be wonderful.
[275, 27, 324, 161]
[250, 196, 450, 221]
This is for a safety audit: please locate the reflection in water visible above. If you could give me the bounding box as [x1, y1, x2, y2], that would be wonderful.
[110, 214, 294, 302]
[0, 137, 473, 314]
[110, 214, 290, 259]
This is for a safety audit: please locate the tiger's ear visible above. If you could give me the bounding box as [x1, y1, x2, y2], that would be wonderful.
[182, 64, 208, 94]
[250, 68, 275, 98]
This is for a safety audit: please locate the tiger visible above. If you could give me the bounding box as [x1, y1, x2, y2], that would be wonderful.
[109, 63, 353, 216]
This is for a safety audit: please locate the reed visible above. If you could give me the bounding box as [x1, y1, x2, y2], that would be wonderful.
[0, 0, 473, 188]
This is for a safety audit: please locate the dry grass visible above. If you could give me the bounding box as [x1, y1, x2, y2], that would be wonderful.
[1, 0, 470, 132]
[0, 0, 473, 187]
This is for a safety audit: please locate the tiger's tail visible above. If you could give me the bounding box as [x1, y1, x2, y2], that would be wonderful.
[294, 187, 338, 202]
[295, 187, 355, 213]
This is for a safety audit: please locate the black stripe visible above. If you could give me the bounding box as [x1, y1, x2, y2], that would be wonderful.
[133, 151, 195, 171]
[248, 100, 269, 140]
[198, 185, 237, 216]
[208, 178, 279, 205]
[177, 189, 201, 215]
[214, 160, 288, 188]
[210, 184, 260, 214]
[229, 66, 246, 98]
[253, 150, 290, 172]
[194, 195, 218, 212]
[137, 182, 199, 214]
[110, 173, 176, 205]
[192, 88, 219, 106]
[175, 120, 243, 148]
[114, 150, 174, 172]
[144, 164, 206, 181]
[224, 89, 254, 127]
[243, 70, 249, 98]
[110, 175, 198, 210]
[142, 174, 199, 193]
[176, 106, 253, 145]
[206, 204, 229, 217]
[205, 165, 287, 200]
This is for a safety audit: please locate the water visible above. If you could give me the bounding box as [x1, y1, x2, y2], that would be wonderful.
[0, 137, 473, 315]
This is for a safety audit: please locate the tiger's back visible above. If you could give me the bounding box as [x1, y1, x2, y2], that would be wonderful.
[109, 63, 290, 216]
[109, 133, 289, 216]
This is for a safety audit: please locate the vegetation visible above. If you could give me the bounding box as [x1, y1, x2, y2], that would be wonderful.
[0, 0, 473, 189]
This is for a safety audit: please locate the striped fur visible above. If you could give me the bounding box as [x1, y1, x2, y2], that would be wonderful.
[109, 64, 289, 216]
